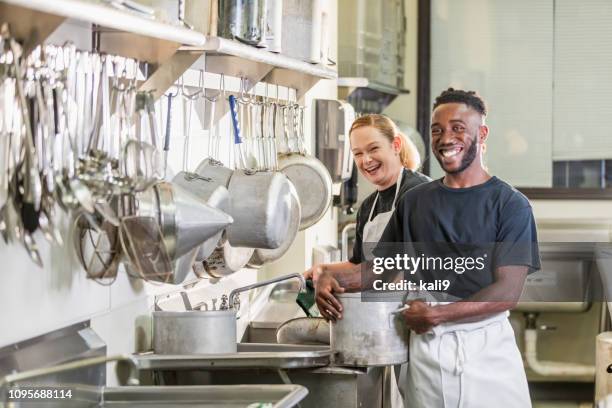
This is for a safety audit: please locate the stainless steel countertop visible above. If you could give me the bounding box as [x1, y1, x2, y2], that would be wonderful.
[133, 343, 332, 370]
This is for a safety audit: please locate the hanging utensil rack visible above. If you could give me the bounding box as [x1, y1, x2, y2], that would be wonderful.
[0, 0, 337, 104]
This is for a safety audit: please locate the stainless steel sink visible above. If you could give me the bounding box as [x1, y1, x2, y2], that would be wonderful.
[243, 281, 306, 344]
[10, 384, 308, 407]
[134, 343, 383, 408]
[242, 321, 281, 344]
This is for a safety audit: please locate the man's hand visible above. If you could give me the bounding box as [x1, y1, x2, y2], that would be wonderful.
[401, 300, 441, 334]
[315, 272, 345, 321]
[303, 264, 325, 283]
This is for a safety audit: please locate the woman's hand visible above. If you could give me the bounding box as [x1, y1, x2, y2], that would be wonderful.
[315, 272, 345, 321]
[303, 264, 325, 283]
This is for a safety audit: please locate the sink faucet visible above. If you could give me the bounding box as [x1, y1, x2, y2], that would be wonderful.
[228, 273, 306, 309]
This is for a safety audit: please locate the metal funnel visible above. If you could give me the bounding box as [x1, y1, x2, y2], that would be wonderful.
[171, 182, 234, 260]
[172, 172, 232, 283]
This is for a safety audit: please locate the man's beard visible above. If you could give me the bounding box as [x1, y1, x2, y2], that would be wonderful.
[436, 134, 478, 175]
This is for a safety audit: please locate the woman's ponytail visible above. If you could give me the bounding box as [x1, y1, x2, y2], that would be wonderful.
[397, 132, 421, 170]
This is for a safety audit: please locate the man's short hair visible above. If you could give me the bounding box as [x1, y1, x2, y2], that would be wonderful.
[433, 88, 488, 117]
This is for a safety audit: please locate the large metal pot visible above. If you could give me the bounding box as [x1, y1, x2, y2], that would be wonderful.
[204, 239, 254, 278]
[193, 157, 255, 277]
[153, 310, 237, 355]
[219, 0, 268, 46]
[227, 169, 293, 249]
[330, 292, 409, 366]
[226, 95, 294, 249]
[247, 180, 300, 267]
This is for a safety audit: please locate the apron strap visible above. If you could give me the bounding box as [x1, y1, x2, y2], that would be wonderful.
[367, 169, 404, 222]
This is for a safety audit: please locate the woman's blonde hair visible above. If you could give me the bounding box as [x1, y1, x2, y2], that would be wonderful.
[349, 114, 421, 171]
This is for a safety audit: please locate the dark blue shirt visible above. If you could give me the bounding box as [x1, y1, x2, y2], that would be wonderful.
[377, 176, 541, 298]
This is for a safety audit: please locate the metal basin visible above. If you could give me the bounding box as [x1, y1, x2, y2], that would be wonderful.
[13, 384, 307, 408]
[242, 321, 281, 343]
[242, 281, 305, 343]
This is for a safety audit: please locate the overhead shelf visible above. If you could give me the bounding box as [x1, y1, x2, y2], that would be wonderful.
[337, 77, 410, 114]
[0, 0, 338, 102]
[337, 77, 409, 97]
[142, 36, 338, 101]
[0, 0, 205, 63]
[185, 37, 337, 82]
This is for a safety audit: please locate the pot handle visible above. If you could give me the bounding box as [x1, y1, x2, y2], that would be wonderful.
[229, 95, 242, 144]
[229, 95, 253, 173]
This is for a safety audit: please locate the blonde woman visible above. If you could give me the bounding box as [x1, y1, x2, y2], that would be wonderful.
[302, 114, 429, 408]
[304, 113, 429, 286]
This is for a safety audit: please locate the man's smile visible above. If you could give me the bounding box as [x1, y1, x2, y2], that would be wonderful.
[439, 146, 463, 158]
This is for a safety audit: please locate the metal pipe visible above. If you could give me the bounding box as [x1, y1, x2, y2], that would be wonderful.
[229, 273, 305, 309]
[523, 314, 595, 378]
[341, 222, 356, 262]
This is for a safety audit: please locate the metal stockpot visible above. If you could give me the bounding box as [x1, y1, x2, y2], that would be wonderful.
[153, 310, 237, 355]
[330, 292, 409, 366]
[248, 180, 300, 267]
[204, 237, 254, 278]
[219, 0, 268, 46]
[193, 158, 254, 276]
[195, 157, 234, 188]
[225, 169, 293, 249]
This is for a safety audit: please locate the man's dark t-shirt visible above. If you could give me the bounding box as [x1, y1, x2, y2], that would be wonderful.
[376, 176, 541, 298]
[350, 168, 431, 264]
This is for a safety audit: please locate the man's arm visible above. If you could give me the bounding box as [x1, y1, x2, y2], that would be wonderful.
[402, 265, 528, 334]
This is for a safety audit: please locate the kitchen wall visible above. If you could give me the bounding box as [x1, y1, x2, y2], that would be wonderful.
[0, 0, 339, 386]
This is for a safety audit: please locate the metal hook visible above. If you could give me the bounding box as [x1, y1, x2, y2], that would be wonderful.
[220, 73, 226, 97]
[274, 83, 281, 104]
[178, 75, 201, 100]
[238, 77, 251, 103]
[165, 84, 179, 98]
[200, 70, 219, 102]
[197, 69, 204, 89]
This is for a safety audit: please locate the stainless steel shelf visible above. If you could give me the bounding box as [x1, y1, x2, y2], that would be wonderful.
[182, 36, 337, 99]
[142, 36, 337, 101]
[0, 0, 206, 63]
[0, 0, 337, 102]
[183, 36, 337, 80]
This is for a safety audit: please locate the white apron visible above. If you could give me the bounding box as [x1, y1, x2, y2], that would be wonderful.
[404, 306, 532, 408]
[362, 170, 403, 258]
[362, 170, 405, 408]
